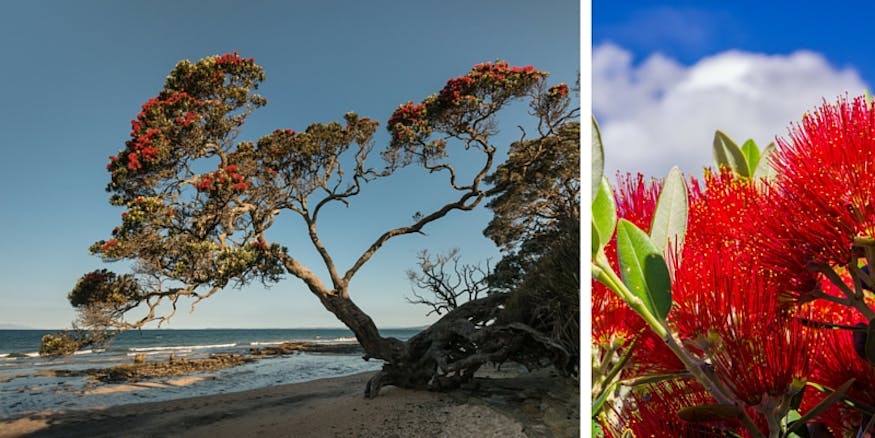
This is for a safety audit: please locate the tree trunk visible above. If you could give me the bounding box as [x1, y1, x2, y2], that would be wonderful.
[316, 291, 570, 398]
[317, 293, 408, 363]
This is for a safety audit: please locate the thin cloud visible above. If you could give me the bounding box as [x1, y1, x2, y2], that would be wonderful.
[593, 43, 867, 179]
[596, 7, 734, 56]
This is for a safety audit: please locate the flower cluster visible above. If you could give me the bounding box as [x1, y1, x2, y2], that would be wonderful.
[194, 164, 249, 194]
[547, 83, 569, 99]
[755, 95, 875, 298]
[386, 61, 546, 148]
[387, 102, 428, 143]
[214, 51, 254, 67]
[109, 90, 207, 174]
[432, 60, 545, 109]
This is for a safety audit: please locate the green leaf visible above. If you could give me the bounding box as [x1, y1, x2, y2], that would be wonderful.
[592, 177, 617, 254]
[677, 404, 743, 422]
[786, 379, 855, 436]
[713, 130, 750, 177]
[616, 219, 672, 320]
[741, 139, 761, 173]
[591, 220, 601, 256]
[622, 372, 690, 388]
[754, 142, 777, 181]
[591, 380, 615, 417]
[649, 166, 688, 254]
[591, 419, 604, 437]
[592, 116, 604, 202]
[783, 410, 809, 438]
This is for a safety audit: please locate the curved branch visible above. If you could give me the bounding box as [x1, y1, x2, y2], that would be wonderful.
[277, 251, 332, 296]
[343, 189, 486, 287]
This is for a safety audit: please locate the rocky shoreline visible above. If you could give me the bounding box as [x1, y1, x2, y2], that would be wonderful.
[42, 341, 364, 383]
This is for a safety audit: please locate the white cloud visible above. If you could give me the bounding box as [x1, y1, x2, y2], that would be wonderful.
[593, 43, 868, 179]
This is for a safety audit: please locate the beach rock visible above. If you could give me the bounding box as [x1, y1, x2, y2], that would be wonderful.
[94, 354, 251, 382]
[249, 341, 362, 356]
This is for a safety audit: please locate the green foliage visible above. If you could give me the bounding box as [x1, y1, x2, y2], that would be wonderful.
[68, 269, 142, 309]
[499, 219, 579, 373]
[484, 122, 580, 250]
[753, 142, 777, 181]
[616, 219, 672, 321]
[713, 130, 750, 177]
[713, 131, 776, 181]
[39, 332, 82, 357]
[741, 139, 761, 172]
[592, 115, 604, 201]
[648, 166, 687, 254]
[592, 177, 617, 256]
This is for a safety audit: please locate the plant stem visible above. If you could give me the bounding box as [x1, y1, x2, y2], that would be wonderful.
[592, 253, 766, 438]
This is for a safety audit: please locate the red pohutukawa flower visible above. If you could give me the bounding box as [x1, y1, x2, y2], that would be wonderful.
[671, 170, 814, 406]
[672, 170, 768, 335]
[803, 327, 875, 435]
[601, 379, 749, 437]
[593, 173, 683, 376]
[756, 95, 875, 298]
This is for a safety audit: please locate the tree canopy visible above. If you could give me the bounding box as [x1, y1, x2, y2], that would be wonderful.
[44, 52, 579, 397]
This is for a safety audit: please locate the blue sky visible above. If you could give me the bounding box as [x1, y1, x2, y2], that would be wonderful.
[0, 1, 580, 329]
[593, 1, 875, 179]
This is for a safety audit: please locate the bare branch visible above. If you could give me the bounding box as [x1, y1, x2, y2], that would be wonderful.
[406, 249, 491, 316]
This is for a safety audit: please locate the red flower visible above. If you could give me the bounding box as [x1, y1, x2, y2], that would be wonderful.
[141, 146, 158, 162]
[231, 182, 249, 191]
[195, 176, 214, 192]
[804, 328, 875, 434]
[756, 95, 875, 298]
[602, 379, 748, 437]
[215, 51, 247, 66]
[548, 83, 569, 98]
[127, 153, 142, 171]
[671, 170, 814, 406]
[100, 239, 118, 251]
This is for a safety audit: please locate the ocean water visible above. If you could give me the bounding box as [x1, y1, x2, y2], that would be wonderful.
[0, 328, 419, 419]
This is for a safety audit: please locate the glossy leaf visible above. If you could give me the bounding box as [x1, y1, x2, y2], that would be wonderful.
[649, 166, 688, 254]
[754, 142, 777, 181]
[713, 130, 750, 177]
[592, 116, 604, 201]
[741, 139, 760, 172]
[592, 177, 617, 254]
[616, 219, 672, 320]
[786, 379, 855, 437]
[677, 404, 743, 422]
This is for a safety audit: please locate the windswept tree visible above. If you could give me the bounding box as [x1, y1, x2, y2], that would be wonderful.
[47, 53, 578, 396]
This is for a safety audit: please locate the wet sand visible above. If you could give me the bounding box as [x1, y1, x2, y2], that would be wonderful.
[0, 368, 579, 437]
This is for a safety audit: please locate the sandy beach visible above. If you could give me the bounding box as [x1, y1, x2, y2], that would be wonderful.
[0, 366, 579, 438]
